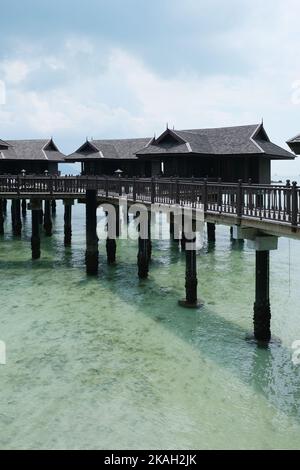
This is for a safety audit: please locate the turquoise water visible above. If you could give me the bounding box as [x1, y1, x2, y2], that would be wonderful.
[0, 201, 300, 450]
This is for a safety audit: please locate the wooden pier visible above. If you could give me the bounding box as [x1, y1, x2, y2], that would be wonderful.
[0, 175, 299, 343]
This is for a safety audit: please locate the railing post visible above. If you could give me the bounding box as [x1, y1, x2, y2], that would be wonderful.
[217, 177, 222, 210]
[105, 177, 109, 198]
[17, 175, 21, 197]
[49, 176, 53, 196]
[286, 179, 291, 216]
[291, 181, 298, 230]
[151, 177, 156, 203]
[203, 178, 208, 212]
[133, 177, 137, 202]
[236, 179, 243, 219]
[248, 178, 253, 211]
[175, 178, 180, 205]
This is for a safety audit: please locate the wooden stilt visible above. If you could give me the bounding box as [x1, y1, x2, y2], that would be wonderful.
[0, 199, 4, 235]
[51, 199, 57, 216]
[64, 200, 73, 246]
[85, 190, 99, 275]
[11, 199, 22, 236]
[207, 222, 216, 243]
[44, 200, 52, 236]
[137, 210, 150, 279]
[179, 232, 203, 308]
[22, 199, 27, 218]
[106, 238, 116, 264]
[30, 200, 42, 260]
[3, 199, 7, 216]
[253, 250, 271, 342]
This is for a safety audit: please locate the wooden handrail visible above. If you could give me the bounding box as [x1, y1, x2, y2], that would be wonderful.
[0, 176, 299, 228]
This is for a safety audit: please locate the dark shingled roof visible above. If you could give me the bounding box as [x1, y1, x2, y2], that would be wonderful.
[0, 139, 65, 161]
[66, 138, 151, 162]
[287, 133, 300, 155]
[66, 124, 295, 162]
[136, 124, 295, 159]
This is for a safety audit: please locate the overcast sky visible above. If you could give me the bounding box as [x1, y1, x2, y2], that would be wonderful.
[0, 0, 300, 176]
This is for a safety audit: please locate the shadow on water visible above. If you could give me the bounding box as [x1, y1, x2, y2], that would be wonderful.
[98, 238, 300, 423]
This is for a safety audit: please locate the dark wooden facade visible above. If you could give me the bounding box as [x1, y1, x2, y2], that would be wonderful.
[0, 139, 65, 175]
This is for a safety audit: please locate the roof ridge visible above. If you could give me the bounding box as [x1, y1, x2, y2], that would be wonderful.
[177, 124, 260, 134]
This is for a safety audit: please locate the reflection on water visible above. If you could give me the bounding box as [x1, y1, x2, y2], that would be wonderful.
[0, 201, 300, 450]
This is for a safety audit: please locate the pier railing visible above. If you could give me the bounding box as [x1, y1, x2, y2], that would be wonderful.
[0, 176, 299, 229]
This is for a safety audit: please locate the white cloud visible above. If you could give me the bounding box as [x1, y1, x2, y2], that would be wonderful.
[1, 60, 32, 84]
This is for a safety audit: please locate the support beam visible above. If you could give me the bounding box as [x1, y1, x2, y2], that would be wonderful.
[22, 199, 27, 218]
[51, 200, 56, 216]
[137, 237, 149, 279]
[0, 199, 4, 235]
[181, 213, 186, 250]
[147, 213, 152, 262]
[253, 250, 271, 342]
[44, 200, 52, 237]
[29, 200, 42, 260]
[115, 204, 120, 238]
[179, 234, 203, 308]
[3, 199, 7, 216]
[106, 238, 116, 264]
[11, 199, 22, 236]
[169, 211, 175, 239]
[207, 222, 216, 243]
[85, 190, 99, 275]
[64, 200, 73, 246]
[137, 210, 150, 279]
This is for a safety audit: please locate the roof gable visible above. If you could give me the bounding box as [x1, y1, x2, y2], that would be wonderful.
[1, 139, 65, 162]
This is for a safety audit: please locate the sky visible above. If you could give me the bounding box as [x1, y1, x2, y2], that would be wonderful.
[0, 0, 300, 176]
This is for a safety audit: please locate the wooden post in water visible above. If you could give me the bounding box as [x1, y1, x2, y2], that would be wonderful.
[85, 190, 99, 275]
[44, 200, 52, 237]
[3, 199, 7, 216]
[11, 199, 22, 236]
[179, 232, 203, 308]
[115, 204, 120, 238]
[64, 200, 73, 246]
[147, 211, 152, 262]
[181, 213, 186, 250]
[106, 238, 116, 264]
[106, 208, 116, 264]
[0, 199, 4, 235]
[169, 211, 175, 239]
[22, 199, 27, 218]
[207, 222, 216, 243]
[29, 200, 42, 259]
[253, 250, 271, 342]
[137, 211, 150, 279]
[51, 200, 57, 216]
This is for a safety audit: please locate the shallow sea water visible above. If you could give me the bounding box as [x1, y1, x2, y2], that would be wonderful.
[0, 201, 300, 450]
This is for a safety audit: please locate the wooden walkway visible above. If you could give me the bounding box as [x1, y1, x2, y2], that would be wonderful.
[0, 175, 299, 238]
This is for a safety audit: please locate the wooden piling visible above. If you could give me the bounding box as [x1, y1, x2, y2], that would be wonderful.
[253, 250, 271, 342]
[64, 200, 73, 246]
[137, 210, 150, 279]
[3, 199, 7, 216]
[85, 190, 99, 275]
[30, 200, 42, 260]
[207, 222, 216, 243]
[0, 199, 4, 235]
[51, 199, 56, 216]
[11, 199, 22, 236]
[179, 233, 203, 308]
[22, 199, 27, 218]
[106, 238, 116, 264]
[44, 200, 52, 237]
